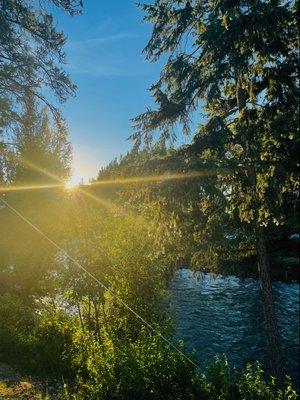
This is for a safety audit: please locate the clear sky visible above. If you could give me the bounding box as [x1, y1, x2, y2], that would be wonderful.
[53, 1, 172, 184]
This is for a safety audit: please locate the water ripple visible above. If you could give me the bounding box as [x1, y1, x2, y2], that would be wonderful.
[170, 269, 299, 386]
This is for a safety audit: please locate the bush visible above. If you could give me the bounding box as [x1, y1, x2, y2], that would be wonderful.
[0, 294, 35, 365]
[67, 331, 298, 400]
[30, 311, 75, 377]
[0, 295, 75, 378]
[70, 331, 199, 400]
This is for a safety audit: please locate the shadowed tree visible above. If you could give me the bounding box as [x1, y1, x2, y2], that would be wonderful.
[0, 0, 82, 133]
[133, 0, 299, 382]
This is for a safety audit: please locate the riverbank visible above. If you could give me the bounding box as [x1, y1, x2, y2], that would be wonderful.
[177, 255, 299, 283]
[218, 255, 299, 282]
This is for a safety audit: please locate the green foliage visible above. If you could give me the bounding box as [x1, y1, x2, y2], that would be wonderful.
[67, 332, 297, 400]
[0, 294, 35, 363]
[131, 2, 299, 378]
[0, 95, 72, 305]
[0, 294, 297, 399]
[70, 331, 196, 400]
[133, 0, 299, 228]
[30, 311, 75, 377]
[0, 294, 74, 377]
[235, 364, 296, 400]
[0, 191, 298, 397]
[0, 0, 298, 396]
[5, 93, 72, 185]
[96, 146, 261, 273]
[0, 0, 81, 129]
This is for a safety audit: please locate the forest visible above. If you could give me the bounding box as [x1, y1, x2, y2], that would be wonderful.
[0, 0, 299, 399]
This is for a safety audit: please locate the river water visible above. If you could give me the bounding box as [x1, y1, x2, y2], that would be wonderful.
[170, 269, 299, 385]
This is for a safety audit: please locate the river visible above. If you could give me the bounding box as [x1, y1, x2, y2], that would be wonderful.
[170, 269, 299, 386]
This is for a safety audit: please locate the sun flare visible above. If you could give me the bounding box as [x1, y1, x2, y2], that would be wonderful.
[65, 180, 78, 189]
[65, 170, 85, 189]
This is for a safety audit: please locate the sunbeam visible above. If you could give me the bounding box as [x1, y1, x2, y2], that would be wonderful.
[2, 155, 214, 215]
[19, 157, 68, 184]
[77, 186, 118, 213]
[91, 170, 214, 187]
[0, 183, 64, 192]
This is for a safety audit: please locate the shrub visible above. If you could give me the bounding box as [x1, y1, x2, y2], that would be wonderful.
[0, 294, 35, 365]
[30, 311, 75, 377]
[0, 295, 75, 378]
[67, 331, 298, 400]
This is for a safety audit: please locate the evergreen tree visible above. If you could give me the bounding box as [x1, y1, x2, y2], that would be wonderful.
[133, 0, 299, 381]
[0, 93, 72, 305]
[0, 0, 82, 131]
[14, 92, 71, 184]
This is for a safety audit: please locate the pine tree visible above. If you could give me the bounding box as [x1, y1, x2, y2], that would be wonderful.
[14, 92, 71, 184]
[0, 0, 82, 129]
[133, 0, 299, 381]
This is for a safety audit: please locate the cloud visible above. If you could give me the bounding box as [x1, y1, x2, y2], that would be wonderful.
[66, 62, 140, 77]
[67, 33, 140, 50]
[65, 31, 148, 77]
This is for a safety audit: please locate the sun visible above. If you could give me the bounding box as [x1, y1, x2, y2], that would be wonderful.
[65, 171, 84, 189]
[65, 179, 78, 189]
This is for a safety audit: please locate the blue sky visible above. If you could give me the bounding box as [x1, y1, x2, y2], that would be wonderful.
[53, 1, 179, 183]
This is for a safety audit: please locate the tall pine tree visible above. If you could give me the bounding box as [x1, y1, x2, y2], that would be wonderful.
[13, 92, 71, 184]
[133, 0, 299, 381]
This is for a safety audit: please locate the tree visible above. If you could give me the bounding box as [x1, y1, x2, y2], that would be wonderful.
[0, 0, 82, 132]
[13, 92, 72, 184]
[97, 144, 259, 272]
[0, 93, 72, 302]
[133, 0, 299, 381]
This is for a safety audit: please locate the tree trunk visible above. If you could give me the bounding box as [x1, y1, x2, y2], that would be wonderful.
[87, 296, 91, 330]
[101, 302, 108, 331]
[77, 302, 85, 333]
[92, 299, 101, 340]
[256, 226, 283, 383]
[235, 75, 283, 383]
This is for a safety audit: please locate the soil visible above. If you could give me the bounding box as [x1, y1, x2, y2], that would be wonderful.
[0, 362, 63, 400]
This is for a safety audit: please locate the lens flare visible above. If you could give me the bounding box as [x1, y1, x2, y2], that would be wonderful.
[0, 183, 63, 192]
[91, 170, 213, 187]
[65, 180, 78, 190]
[2, 155, 213, 216]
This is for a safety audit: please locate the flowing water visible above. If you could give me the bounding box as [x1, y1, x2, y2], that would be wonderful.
[170, 269, 299, 385]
